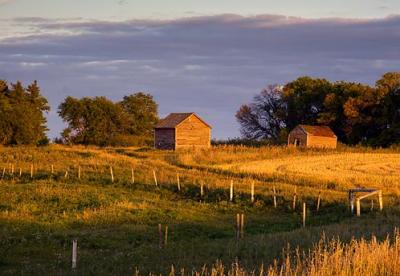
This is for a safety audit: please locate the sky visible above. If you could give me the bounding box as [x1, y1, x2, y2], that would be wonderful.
[1, 1, 399, 139]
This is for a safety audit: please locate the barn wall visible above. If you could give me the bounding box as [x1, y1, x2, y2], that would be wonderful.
[288, 126, 307, 146]
[154, 129, 175, 150]
[307, 135, 337, 149]
[176, 115, 211, 148]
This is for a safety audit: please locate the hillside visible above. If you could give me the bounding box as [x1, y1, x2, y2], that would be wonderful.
[0, 145, 399, 274]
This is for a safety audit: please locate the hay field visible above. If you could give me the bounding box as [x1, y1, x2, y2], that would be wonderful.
[1, 145, 400, 274]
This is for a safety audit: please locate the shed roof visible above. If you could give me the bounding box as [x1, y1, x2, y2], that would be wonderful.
[155, 113, 211, 129]
[298, 125, 337, 138]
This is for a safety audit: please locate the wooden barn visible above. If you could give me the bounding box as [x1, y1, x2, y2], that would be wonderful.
[154, 113, 211, 150]
[288, 125, 337, 149]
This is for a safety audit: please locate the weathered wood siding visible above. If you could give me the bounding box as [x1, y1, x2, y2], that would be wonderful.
[307, 135, 337, 149]
[288, 126, 307, 147]
[154, 129, 175, 150]
[176, 115, 211, 148]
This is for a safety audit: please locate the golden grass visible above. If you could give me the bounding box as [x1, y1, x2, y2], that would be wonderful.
[181, 232, 400, 276]
[171, 146, 400, 196]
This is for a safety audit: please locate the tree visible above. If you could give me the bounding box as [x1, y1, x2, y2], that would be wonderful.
[236, 85, 286, 142]
[237, 72, 400, 147]
[58, 93, 158, 146]
[0, 80, 49, 145]
[58, 96, 132, 146]
[119, 93, 158, 136]
[283, 77, 333, 130]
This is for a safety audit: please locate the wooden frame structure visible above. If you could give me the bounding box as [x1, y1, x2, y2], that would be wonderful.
[348, 188, 383, 216]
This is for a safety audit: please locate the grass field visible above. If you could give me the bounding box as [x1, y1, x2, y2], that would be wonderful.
[0, 145, 400, 275]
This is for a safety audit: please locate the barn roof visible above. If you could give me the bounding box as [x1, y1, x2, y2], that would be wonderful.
[298, 125, 337, 138]
[155, 113, 211, 129]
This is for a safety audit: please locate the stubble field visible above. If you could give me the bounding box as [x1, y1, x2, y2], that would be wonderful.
[0, 145, 400, 275]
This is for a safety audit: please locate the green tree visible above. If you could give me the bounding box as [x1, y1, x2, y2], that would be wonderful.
[59, 96, 132, 146]
[237, 72, 400, 147]
[0, 80, 49, 145]
[119, 93, 158, 136]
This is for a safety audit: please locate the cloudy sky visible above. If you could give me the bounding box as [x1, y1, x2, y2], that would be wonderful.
[1, 1, 399, 139]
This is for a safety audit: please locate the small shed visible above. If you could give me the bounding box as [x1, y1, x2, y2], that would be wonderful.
[154, 113, 211, 150]
[288, 125, 337, 149]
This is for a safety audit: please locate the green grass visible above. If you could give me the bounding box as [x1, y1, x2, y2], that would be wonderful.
[0, 145, 399, 275]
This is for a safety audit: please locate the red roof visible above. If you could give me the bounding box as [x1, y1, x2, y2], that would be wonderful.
[298, 125, 337, 138]
[155, 113, 211, 129]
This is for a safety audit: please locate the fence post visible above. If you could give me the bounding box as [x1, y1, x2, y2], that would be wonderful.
[356, 199, 361, 217]
[158, 224, 163, 249]
[78, 166, 81, 180]
[273, 186, 277, 208]
[30, 164, 34, 179]
[51, 165, 54, 175]
[1, 167, 5, 179]
[153, 170, 158, 187]
[131, 167, 135, 184]
[72, 239, 77, 269]
[378, 191, 383, 211]
[19, 168, 22, 177]
[240, 213, 244, 238]
[303, 203, 306, 227]
[110, 166, 114, 183]
[236, 213, 240, 240]
[164, 225, 168, 246]
[177, 173, 181, 191]
[251, 182, 255, 203]
[200, 182, 204, 198]
[292, 187, 297, 210]
[317, 192, 321, 212]
[230, 180, 234, 202]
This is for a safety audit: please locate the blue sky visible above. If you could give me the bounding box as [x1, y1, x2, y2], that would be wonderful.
[1, 1, 399, 139]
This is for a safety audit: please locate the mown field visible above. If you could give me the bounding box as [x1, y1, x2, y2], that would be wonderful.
[0, 145, 400, 275]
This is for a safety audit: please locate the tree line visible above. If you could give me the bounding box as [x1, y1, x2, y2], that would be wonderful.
[236, 72, 400, 147]
[1, 72, 399, 147]
[0, 80, 158, 146]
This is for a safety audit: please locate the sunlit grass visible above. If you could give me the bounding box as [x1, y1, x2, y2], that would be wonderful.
[0, 144, 399, 274]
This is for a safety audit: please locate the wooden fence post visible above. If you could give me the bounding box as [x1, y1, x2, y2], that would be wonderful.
[1, 167, 5, 179]
[251, 182, 255, 203]
[177, 173, 181, 191]
[240, 213, 244, 239]
[200, 182, 204, 198]
[78, 166, 81, 180]
[158, 224, 163, 249]
[72, 239, 77, 269]
[153, 170, 158, 187]
[110, 166, 114, 183]
[11, 164, 14, 177]
[65, 170, 69, 179]
[317, 192, 321, 212]
[51, 165, 54, 175]
[19, 168, 22, 177]
[303, 203, 306, 227]
[273, 186, 277, 208]
[30, 164, 34, 179]
[164, 225, 168, 246]
[236, 213, 240, 240]
[378, 191, 383, 211]
[356, 199, 361, 217]
[131, 167, 135, 184]
[292, 187, 297, 210]
[230, 180, 234, 202]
